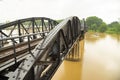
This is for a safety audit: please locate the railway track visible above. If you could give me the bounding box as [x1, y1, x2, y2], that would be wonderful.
[0, 38, 42, 71]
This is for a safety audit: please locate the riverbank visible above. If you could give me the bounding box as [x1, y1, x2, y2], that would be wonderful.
[88, 30, 120, 35]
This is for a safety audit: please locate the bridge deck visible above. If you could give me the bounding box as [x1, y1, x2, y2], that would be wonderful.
[0, 38, 42, 70]
[0, 16, 87, 80]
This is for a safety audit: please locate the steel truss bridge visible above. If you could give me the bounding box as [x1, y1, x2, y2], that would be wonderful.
[0, 16, 87, 80]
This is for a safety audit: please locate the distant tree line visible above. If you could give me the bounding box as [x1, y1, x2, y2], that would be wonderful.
[56, 19, 63, 23]
[86, 16, 120, 34]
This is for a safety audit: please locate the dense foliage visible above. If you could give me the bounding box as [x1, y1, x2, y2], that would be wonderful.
[107, 21, 120, 34]
[56, 19, 63, 23]
[86, 16, 120, 34]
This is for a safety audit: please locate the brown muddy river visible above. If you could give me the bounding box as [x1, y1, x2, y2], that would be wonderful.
[52, 32, 120, 80]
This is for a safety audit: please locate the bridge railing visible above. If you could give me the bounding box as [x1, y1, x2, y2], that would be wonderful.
[7, 16, 87, 80]
[0, 17, 58, 80]
[0, 16, 87, 80]
[0, 17, 58, 48]
[0, 31, 48, 66]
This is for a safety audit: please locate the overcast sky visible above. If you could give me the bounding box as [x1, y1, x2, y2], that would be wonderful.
[0, 0, 120, 23]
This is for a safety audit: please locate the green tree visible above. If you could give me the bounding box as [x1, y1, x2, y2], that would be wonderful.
[91, 24, 97, 31]
[107, 21, 120, 34]
[115, 23, 120, 34]
[86, 16, 103, 31]
[56, 19, 63, 23]
[108, 21, 119, 28]
[98, 22, 107, 32]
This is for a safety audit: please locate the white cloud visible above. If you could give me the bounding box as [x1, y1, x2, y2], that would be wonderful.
[0, 0, 120, 23]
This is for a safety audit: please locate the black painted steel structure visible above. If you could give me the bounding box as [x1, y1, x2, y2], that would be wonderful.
[0, 16, 87, 80]
[0, 17, 58, 80]
[0, 17, 57, 48]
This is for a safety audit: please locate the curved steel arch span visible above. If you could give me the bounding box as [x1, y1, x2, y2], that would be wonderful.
[0, 16, 87, 80]
[0, 17, 58, 45]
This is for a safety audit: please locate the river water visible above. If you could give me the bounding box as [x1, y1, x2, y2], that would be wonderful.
[52, 32, 120, 80]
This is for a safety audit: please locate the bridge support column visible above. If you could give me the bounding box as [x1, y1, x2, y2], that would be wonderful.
[65, 37, 80, 61]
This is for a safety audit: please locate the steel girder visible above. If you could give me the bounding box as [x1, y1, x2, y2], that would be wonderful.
[0, 16, 87, 80]
[0, 17, 58, 80]
[7, 16, 87, 80]
[0, 17, 58, 48]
